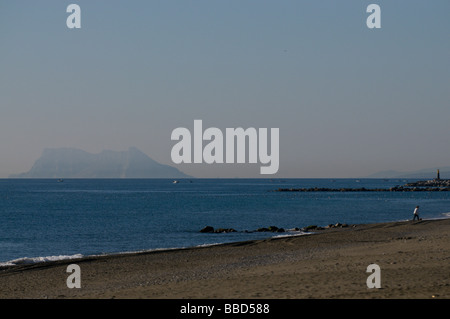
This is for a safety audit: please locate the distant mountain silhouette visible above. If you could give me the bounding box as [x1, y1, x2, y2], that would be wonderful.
[10, 147, 190, 178]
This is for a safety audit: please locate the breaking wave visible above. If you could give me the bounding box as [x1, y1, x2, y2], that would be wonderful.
[0, 254, 84, 268]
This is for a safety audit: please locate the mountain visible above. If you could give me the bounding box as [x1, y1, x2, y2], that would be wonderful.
[10, 147, 190, 178]
[366, 167, 448, 179]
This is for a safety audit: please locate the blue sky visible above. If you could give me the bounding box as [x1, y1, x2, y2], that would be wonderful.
[1, 0, 449, 178]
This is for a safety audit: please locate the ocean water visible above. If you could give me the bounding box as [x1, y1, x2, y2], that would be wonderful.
[1, 178, 449, 266]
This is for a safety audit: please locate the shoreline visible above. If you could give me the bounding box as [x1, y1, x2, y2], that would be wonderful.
[0, 229, 315, 269]
[0, 218, 408, 269]
[1, 218, 450, 298]
[1, 216, 446, 269]
[0, 228, 314, 269]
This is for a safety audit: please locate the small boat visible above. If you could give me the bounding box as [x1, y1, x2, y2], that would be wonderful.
[57, 179, 64, 183]
[173, 180, 179, 184]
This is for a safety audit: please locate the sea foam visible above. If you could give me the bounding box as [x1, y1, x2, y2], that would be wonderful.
[0, 254, 84, 267]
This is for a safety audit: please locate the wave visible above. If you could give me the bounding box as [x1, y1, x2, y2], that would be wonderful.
[0, 254, 84, 268]
[272, 231, 312, 238]
[422, 212, 450, 221]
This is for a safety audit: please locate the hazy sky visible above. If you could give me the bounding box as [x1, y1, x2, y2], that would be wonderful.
[1, 0, 449, 178]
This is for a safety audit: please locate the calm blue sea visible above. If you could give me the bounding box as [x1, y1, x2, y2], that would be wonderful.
[1, 178, 449, 265]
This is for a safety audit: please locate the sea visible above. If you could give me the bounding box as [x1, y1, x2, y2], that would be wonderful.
[1, 178, 450, 266]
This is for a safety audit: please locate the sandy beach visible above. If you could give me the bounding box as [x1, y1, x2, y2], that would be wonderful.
[0, 218, 449, 299]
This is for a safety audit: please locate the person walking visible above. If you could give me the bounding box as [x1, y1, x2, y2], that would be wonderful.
[413, 205, 420, 221]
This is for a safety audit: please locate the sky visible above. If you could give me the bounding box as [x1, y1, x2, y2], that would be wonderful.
[1, 0, 449, 178]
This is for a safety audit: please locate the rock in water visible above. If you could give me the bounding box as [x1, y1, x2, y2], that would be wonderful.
[200, 226, 215, 233]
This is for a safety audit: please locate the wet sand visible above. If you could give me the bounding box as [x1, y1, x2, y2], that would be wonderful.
[1, 218, 449, 299]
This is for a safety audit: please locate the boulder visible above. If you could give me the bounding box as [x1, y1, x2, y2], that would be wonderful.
[256, 226, 285, 232]
[200, 226, 214, 233]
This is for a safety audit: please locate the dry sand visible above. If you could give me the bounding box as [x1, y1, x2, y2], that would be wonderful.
[0, 219, 449, 299]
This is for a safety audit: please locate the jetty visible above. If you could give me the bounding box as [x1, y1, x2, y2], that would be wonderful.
[276, 169, 450, 192]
